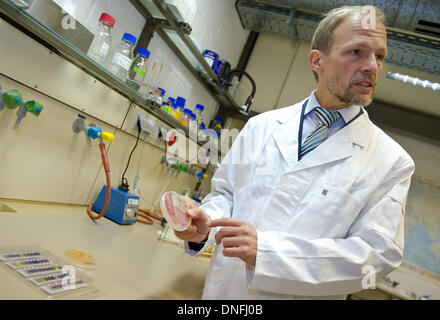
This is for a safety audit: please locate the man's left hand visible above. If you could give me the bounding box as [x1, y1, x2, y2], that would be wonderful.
[209, 218, 257, 268]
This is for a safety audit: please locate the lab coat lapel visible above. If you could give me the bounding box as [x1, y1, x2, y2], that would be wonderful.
[290, 109, 371, 173]
[271, 103, 303, 168]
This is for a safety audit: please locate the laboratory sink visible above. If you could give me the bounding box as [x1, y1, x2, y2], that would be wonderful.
[0, 203, 17, 213]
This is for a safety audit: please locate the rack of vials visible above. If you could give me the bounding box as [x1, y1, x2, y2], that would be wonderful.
[0, 245, 100, 299]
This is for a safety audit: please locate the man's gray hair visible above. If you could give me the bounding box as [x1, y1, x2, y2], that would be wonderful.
[310, 6, 386, 81]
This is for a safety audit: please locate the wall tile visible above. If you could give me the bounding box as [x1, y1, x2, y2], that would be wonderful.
[0, 20, 130, 128]
[84, 2, 106, 35]
[104, 0, 131, 27]
[124, 6, 147, 39]
[0, 74, 114, 204]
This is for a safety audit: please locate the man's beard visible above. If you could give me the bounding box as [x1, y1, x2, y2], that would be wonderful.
[327, 75, 375, 106]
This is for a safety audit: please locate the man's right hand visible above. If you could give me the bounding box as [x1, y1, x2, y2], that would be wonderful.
[174, 202, 211, 242]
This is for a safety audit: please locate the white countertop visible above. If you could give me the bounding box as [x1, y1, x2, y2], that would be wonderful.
[0, 200, 210, 300]
[3, 199, 438, 301]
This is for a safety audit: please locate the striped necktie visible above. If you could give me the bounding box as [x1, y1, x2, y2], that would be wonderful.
[300, 106, 341, 158]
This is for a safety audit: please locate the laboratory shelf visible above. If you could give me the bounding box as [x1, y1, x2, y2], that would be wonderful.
[0, 0, 218, 150]
[132, 0, 243, 115]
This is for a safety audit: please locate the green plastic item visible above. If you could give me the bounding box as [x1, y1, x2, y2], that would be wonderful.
[24, 100, 44, 116]
[171, 161, 179, 170]
[3, 90, 22, 108]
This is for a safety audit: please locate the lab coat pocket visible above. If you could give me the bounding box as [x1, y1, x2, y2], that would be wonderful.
[291, 184, 364, 239]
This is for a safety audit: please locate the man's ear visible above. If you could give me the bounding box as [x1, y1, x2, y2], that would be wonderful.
[309, 49, 325, 77]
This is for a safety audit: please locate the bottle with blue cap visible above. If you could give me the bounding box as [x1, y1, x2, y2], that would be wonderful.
[210, 116, 223, 139]
[106, 33, 137, 80]
[161, 101, 169, 113]
[189, 111, 198, 134]
[180, 108, 192, 127]
[194, 104, 205, 126]
[198, 50, 219, 74]
[127, 47, 150, 91]
[174, 97, 185, 121]
[198, 122, 207, 141]
[168, 103, 176, 118]
[150, 87, 165, 105]
[163, 97, 175, 115]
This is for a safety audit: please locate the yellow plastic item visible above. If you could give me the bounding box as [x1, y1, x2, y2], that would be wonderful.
[199, 245, 214, 258]
[174, 110, 182, 120]
[102, 131, 115, 142]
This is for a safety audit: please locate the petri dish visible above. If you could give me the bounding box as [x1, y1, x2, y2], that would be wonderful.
[63, 249, 96, 270]
[160, 191, 192, 231]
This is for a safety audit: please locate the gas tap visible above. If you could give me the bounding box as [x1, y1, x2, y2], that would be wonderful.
[72, 115, 114, 146]
[0, 89, 43, 129]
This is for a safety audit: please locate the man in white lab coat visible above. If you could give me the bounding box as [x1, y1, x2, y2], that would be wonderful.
[174, 6, 415, 299]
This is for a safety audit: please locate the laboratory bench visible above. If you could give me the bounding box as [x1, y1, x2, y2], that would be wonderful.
[2, 199, 437, 301]
[0, 198, 210, 300]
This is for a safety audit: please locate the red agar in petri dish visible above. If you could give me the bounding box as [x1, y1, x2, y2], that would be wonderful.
[160, 191, 192, 231]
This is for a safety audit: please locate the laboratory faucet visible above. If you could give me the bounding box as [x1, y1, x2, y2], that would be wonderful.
[219, 68, 256, 116]
[72, 115, 114, 146]
[0, 89, 44, 129]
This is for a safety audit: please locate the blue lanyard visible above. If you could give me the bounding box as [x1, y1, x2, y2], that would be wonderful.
[297, 99, 365, 161]
[297, 99, 309, 162]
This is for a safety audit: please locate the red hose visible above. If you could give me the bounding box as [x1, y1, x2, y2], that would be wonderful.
[87, 143, 111, 220]
[137, 209, 163, 225]
[137, 212, 153, 225]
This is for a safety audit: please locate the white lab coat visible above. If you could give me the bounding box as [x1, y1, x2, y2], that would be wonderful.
[187, 98, 415, 300]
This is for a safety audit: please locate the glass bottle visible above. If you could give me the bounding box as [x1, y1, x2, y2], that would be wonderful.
[198, 122, 207, 141]
[174, 97, 185, 121]
[194, 104, 205, 126]
[161, 97, 173, 114]
[107, 33, 137, 80]
[87, 13, 116, 65]
[161, 101, 169, 113]
[168, 104, 176, 118]
[189, 111, 198, 136]
[167, 97, 176, 113]
[180, 109, 191, 127]
[210, 116, 222, 139]
[189, 111, 197, 127]
[153, 87, 165, 104]
[127, 47, 150, 91]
